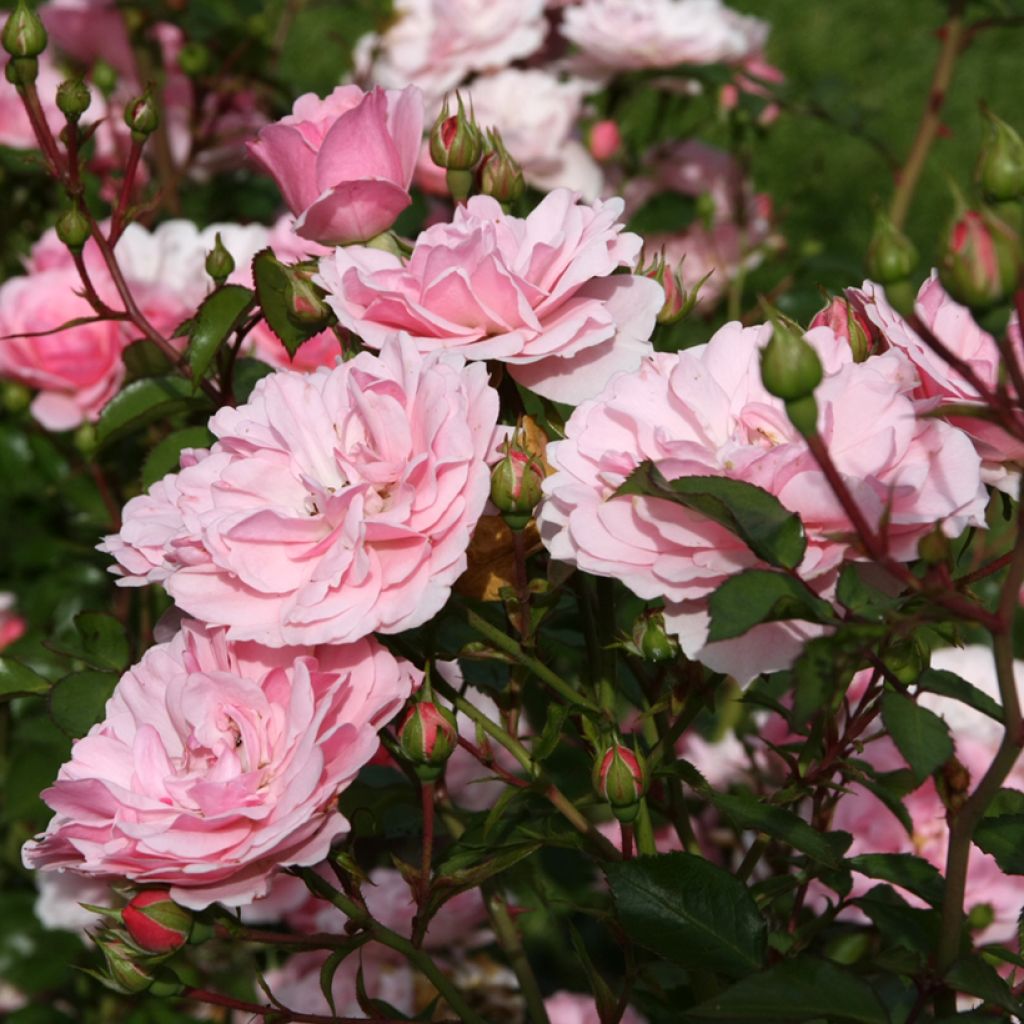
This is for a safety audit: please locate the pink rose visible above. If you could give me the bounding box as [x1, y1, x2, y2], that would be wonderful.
[562, 0, 768, 73]
[22, 619, 417, 909]
[0, 593, 26, 651]
[546, 990, 647, 1024]
[538, 322, 987, 682]
[855, 273, 1024, 493]
[317, 190, 664, 405]
[247, 84, 424, 246]
[101, 340, 500, 646]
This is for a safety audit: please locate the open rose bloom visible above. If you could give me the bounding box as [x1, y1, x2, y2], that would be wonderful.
[101, 340, 499, 645]
[23, 619, 418, 908]
[539, 321, 987, 681]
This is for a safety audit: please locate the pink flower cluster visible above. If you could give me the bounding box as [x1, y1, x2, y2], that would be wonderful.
[538, 320, 988, 681]
[23, 619, 418, 908]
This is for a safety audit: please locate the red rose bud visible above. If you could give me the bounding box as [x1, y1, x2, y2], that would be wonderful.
[2, 1, 48, 59]
[809, 295, 876, 363]
[940, 207, 1021, 310]
[631, 608, 679, 662]
[122, 890, 192, 954]
[759, 312, 822, 402]
[866, 211, 917, 284]
[284, 269, 333, 330]
[56, 78, 91, 121]
[588, 119, 622, 162]
[124, 90, 159, 142]
[490, 427, 546, 530]
[638, 250, 708, 325]
[977, 108, 1024, 203]
[480, 128, 525, 206]
[593, 743, 648, 823]
[205, 232, 235, 286]
[429, 93, 484, 173]
[398, 700, 458, 781]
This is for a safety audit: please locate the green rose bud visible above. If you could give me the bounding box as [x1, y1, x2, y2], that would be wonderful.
[56, 206, 91, 251]
[204, 232, 235, 286]
[2, 1, 48, 59]
[56, 78, 91, 121]
[866, 211, 917, 284]
[398, 700, 458, 781]
[759, 313, 823, 402]
[479, 128, 525, 206]
[593, 742, 648, 823]
[977, 108, 1024, 204]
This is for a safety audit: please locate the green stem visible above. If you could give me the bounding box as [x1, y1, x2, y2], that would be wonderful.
[595, 578, 618, 713]
[485, 888, 550, 1024]
[633, 799, 658, 856]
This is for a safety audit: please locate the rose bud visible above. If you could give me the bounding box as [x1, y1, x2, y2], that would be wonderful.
[866, 211, 917, 285]
[480, 128, 525, 206]
[593, 742, 648, 823]
[56, 78, 90, 122]
[2, 1, 47, 59]
[977, 107, 1024, 203]
[284, 268, 334, 330]
[759, 313, 823, 402]
[809, 296, 876, 363]
[94, 933, 160, 995]
[939, 207, 1021, 310]
[491, 430, 545, 531]
[205, 232, 235, 287]
[122, 890, 192, 955]
[124, 90, 159, 142]
[56, 206, 91, 252]
[588, 119, 621, 162]
[638, 250, 708, 325]
[398, 700, 458, 781]
[430, 93, 484, 203]
[631, 608, 679, 663]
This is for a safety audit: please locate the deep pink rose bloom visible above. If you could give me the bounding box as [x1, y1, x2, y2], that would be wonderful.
[22, 619, 417, 909]
[854, 273, 1024, 494]
[538, 322, 987, 682]
[247, 84, 424, 246]
[101, 340, 500, 646]
[317, 190, 664, 405]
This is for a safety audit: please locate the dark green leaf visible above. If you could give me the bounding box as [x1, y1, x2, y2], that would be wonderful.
[973, 792, 1024, 874]
[614, 465, 806, 569]
[836, 563, 900, 619]
[232, 357, 275, 403]
[918, 668, 1004, 725]
[0, 657, 52, 699]
[122, 337, 175, 380]
[96, 375, 209, 449]
[685, 956, 890, 1023]
[252, 248, 319, 358]
[848, 853, 945, 907]
[141, 426, 216, 489]
[855, 884, 939, 955]
[187, 284, 255, 381]
[707, 570, 837, 643]
[606, 852, 766, 977]
[709, 791, 851, 868]
[49, 670, 118, 737]
[946, 956, 1023, 1015]
[880, 690, 954, 784]
[532, 703, 570, 762]
[71, 611, 130, 671]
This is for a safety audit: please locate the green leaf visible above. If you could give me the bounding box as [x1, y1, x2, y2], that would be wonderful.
[880, 690, 954, 784]
[252, 248, 319, 358]
[614, 465, 806, 569]
[187, 284, 255, 381]
[67, 611, 130, 671]
[96, 375, 210, 449]
[0, 657, 52, 699]
[973, 788, 1024, 873]
[707, 570, 837, 643]
[855, 884, 939, 955]
[232, 357, 275, 403]
[122, 338, 174, 380]
[532, 703, 570, 762]
[685, 956, 890, 1023]
[606, 852, 766, 977]
[918, 668, 1004, 725]
[709, 791, 851, 868]
[946, 956, 1023, 1015]
[848, 853, 945, 907]
[836, 563, 900, 619]
[141, 426, 216, 489]
[49, 670, 118, 737]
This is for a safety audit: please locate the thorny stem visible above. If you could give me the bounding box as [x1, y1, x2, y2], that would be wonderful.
[183, 987, 417, 1024]
[888, 0, 968, 230]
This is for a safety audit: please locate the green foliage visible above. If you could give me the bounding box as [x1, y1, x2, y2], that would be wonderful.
[187, 284, 255, 381]
[880, 690, 955, 784]
[707, 570, 837, 643]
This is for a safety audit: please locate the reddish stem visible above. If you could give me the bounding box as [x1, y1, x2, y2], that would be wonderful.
[183, 987, 410, 1024]
[418, 779, 435, 916]
[109, 139, 144, 245]
[620, 822, 635, 860]
[17, 77, 67, 180]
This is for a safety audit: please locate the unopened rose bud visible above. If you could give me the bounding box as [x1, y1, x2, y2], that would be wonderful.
[398, 700, 458, 781]
[284, 270, 333, 330]
[56, 206, 90, 251]
[593, 742, 648, 823]
[759, 313, 823, 402]
[2, 380, 30, 414]
[96, 934, 158, 994]
[124, 90, 159, 142]
[178, 41, 210, 77]
[92, 59, 117, 96]
[866, 211, 917, 284]
[883, 637, 928, 686]
[638, 250, 708, 325]
[2, 1, 48, 59]
[978, 108, 1024, 204]
[490, 428, 545, 530]
[966, 901, 995, 932]
[631, 609, 679, 662]
[480, 128, 525, 206]
[429, 93, 484, 174]
[917, 526, 951, 566]
[5, 55, 37, 86]
[588, 119, 621, 162]
[122, 890, 192, 955]
[809, 296, 876, 363]
[940, 207, 1020, 310]
[205, 232, 235, 286]
[56, 78, 90, 121]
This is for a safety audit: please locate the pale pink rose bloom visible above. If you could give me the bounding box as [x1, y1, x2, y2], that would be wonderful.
[354, 0, 547, 110]
[39, 0, 135, 77]
[854, 273, 1024, 494]
[317, 190, 664, 405]
[460, 69, 603, 200]
[562, 0, 767, 73]
[0, 268, 127, 431]
[34, 871, 111, 934]
[247, 84, 424, 246]
[101, 340, 500, 646]
[546, 990, 647, 1024]
[538, 323, 987, 682]
[0, 593, 26, 650]
[23, 619, 417, 909]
